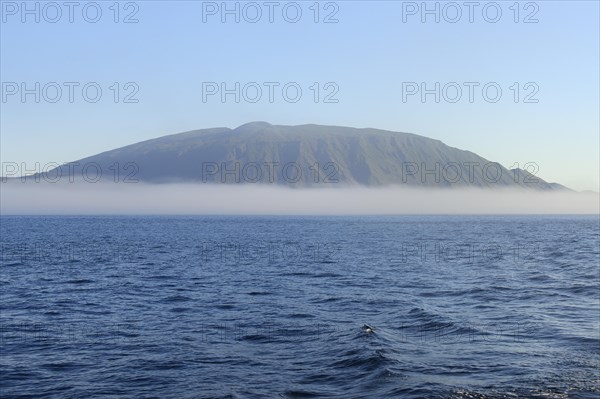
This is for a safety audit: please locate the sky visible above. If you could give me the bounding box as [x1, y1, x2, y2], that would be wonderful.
[1, 0, 599, 192]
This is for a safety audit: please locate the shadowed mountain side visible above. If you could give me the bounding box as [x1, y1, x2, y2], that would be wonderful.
[16, 122, 568, 189]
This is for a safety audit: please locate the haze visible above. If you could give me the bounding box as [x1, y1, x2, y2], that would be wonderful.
[1, 184, 597, 215]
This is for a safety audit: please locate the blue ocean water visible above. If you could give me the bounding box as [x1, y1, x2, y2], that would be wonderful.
[0, 215, 598, 398]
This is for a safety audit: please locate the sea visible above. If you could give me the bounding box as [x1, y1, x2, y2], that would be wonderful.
[1, 215, 599, 398]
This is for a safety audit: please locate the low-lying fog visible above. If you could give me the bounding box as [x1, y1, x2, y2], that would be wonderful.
[1, 183, 598, 215]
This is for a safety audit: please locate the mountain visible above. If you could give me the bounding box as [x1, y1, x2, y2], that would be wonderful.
[18, 122, 568, 189]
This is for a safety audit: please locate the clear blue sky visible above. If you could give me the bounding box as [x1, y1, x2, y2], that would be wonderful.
[1, 0, 598, 191]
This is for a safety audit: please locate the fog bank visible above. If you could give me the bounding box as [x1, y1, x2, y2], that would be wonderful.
[1, 183, 598, 215]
